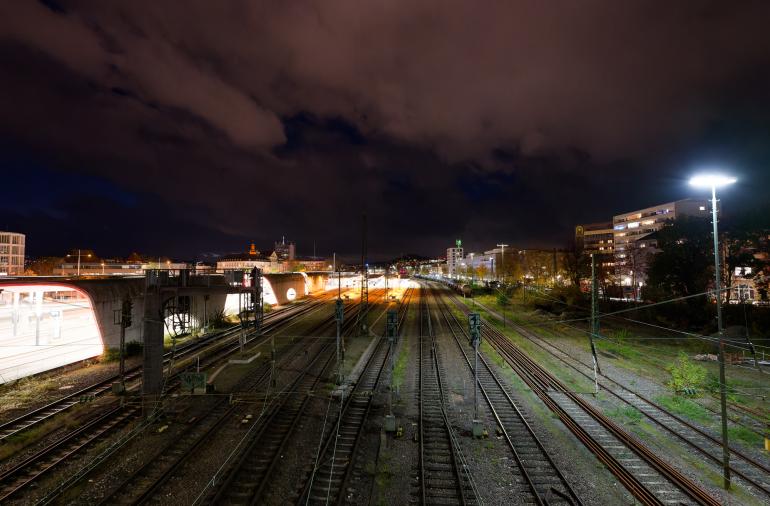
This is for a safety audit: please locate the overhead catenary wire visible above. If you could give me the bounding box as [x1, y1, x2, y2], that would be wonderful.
[523, 287, 770, 353]
[468, 296, 770, 397]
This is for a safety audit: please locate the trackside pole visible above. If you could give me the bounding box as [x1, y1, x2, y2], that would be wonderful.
[335, 284, 344, 384]
[384, 309, 398, 432]
[469, 313, 483, 437]
[589, 254, 601, 395]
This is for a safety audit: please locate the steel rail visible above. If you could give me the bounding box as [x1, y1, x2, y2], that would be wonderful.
[296, 287, 414, 505]
[96, 298, 360, 505]
[418, 288, 470, 505]
[506, 317, 770, 498]
[203, 297, 368, 505]
[432, 286, 582, 505]
[6, 296, 332, 504]
[444, 291, 720, 506]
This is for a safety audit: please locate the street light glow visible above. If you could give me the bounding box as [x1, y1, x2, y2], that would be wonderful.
[689, 174, 736, 188]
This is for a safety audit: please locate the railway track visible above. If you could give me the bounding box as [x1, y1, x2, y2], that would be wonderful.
[95, 312, 345, 506]
[417, 289, 476, 505]
[0, 296, 333, 504]
[297, 286, 415, 505]
[0, 405, 139, 502]
[198, 297, 366, 505]
[0, 298, 319, 444]
[431, 286, 581, 505]
[513, 285, 768, 433]
[444, 289, 721, 506]
[90, 291, 376, 505]
[505, 316, 770, 499]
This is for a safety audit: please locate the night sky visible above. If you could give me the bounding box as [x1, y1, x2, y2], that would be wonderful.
[2, 1, 770, 261]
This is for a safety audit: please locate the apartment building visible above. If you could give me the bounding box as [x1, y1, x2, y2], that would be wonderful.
[575, 221, 614, 255]
[613, 199, 708, 292]
[0, 231, 25, 276]
[446, 240, 464, 278]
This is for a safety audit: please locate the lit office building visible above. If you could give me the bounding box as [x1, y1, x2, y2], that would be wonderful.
[613, 199, 708, 293]
[446, 240, 464, 278]
[575, 222, 614, 255]
[0, 231, 25, 276]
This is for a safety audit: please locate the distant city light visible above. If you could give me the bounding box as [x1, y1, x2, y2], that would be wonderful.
[689, 174, 736, 188]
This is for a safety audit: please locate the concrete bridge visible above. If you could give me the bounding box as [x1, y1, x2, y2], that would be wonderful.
[0, 271, 329, 385]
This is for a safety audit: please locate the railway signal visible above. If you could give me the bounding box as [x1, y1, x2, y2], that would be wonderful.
[112, 299, 133, 394]
[385, 309, 398, 432]
[335, 296, 344, 384]
[468, 312, 481, 343]
[468, 313, 483, 437]
[589, 254, 601, 395]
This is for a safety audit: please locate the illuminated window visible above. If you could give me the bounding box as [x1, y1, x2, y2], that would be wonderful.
[699, 206, 706, 211]
[628, 222, 639, 229]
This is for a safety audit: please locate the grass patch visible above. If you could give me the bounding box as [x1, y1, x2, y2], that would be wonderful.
[606, 405, 643, 425]
[654, 395, 711, 425]
[391, 341, 410, 390]
[727, 425, 764, 447]
[481, 341, 505, 369]
[372, 449, 394, 506]
[102, 341, 143, 362]
[0, 376, 59, 414]
[595, 338, 642, 361]
[0, 408, 82, 461]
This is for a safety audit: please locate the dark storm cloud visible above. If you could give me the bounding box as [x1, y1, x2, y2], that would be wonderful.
[1, 1, 770, 258]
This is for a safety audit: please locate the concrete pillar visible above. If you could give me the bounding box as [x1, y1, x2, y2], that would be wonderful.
[35, 289, 42, 346]
[142, 289, 164, 413]
[12, 290, 19, 337]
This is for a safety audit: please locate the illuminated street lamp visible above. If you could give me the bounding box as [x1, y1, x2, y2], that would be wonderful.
[496, 243, 508, 283]
[66, 249, 91, 277]
[469, 252, 476, 306]
[689, 172, 736, 490]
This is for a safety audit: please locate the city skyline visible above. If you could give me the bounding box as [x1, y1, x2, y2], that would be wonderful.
[2, 2, 770, 260]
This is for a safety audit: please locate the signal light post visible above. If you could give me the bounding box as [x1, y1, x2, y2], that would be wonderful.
[335, 279, 345, 385]
[113, 298, 132, 394]
[385, 309, 398, 432]
[589, 254, 601, 394]
[469, 312, 483, 437]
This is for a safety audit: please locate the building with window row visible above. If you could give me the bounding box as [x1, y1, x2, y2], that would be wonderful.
[613, 199, 708, 294]
[0, 231, 25, 276]
[446, 240, 464, 279]
[575, 221, 614, 255]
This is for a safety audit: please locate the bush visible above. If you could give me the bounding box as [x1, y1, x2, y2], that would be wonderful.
[612, 328, 630, 340]
[667, 352, 707, 395]
[126, 341, 143, 356]
[208, 309, 228, 329]
[103, 341, 143, 361]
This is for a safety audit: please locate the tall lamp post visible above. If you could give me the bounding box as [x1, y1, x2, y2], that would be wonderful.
[690, 173, 736, 490]
[468, 252, 474, 282]
[496, 243, 508, 284]
[67, 249, 91, 277]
